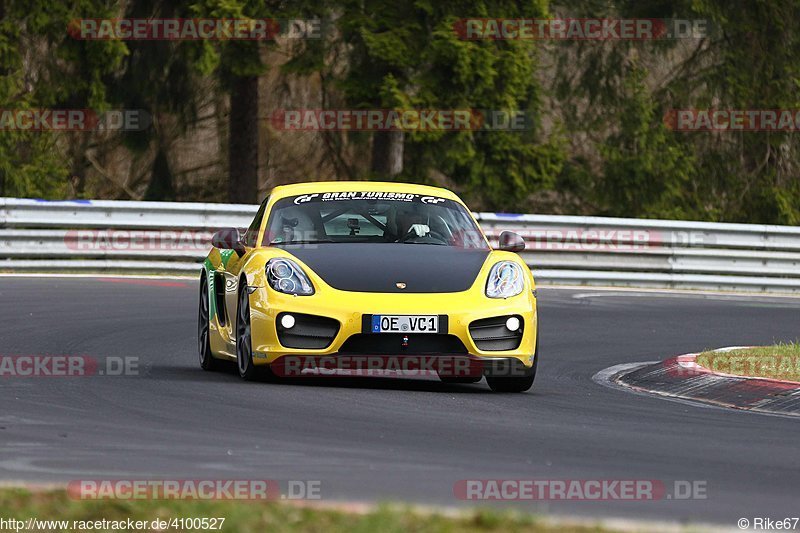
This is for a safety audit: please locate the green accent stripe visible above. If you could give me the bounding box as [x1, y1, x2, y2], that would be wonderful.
[203, 258, 217, 320]
[220, 249, 236, 268]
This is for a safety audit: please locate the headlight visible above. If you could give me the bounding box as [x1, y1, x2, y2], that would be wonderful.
[486, 261, 524, 298]
[266, 258, 314, 296]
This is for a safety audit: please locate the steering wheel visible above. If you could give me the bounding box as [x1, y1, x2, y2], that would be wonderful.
[401, 228, 448, 244]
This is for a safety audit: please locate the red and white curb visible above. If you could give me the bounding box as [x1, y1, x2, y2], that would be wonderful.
[594, 347, 800, 418]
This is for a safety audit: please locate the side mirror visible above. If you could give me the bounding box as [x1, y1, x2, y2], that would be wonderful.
[212, 228, 246, 255]
[497, 230, 525, 252]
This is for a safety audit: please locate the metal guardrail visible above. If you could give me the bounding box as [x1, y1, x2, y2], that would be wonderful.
[2, 197, 799, 293]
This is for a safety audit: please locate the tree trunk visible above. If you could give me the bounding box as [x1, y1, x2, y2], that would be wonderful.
[228, 75, 260, 203]
[371, 131, 404, 177]
[144, 146, 175, 201]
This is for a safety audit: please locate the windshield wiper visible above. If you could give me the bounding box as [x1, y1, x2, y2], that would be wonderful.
[400, 241, 449, 246]
[271, 239, 335, 245]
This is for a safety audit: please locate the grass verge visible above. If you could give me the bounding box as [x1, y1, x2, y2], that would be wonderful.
[696, 342, 800, 382]
[0, 488, 611, 533]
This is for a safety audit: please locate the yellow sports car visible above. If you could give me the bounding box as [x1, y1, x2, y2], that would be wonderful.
[199, 181, 538, 392]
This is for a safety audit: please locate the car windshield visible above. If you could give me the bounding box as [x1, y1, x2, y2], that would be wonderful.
[264, 192, 488, 249]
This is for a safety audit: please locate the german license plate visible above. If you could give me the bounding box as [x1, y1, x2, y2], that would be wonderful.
[371, 315, 439, 333]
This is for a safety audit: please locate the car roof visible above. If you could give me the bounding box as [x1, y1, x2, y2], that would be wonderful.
[267, 181, 463, 203]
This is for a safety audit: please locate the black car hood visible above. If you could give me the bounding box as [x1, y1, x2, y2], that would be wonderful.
[282, 243, 490, 293]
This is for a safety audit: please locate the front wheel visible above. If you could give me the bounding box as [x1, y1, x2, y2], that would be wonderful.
[485, 365, 535, 392]
[199, 275, 221, 371]
[486, 337, 538, 393]
[236, 282, 261, 381]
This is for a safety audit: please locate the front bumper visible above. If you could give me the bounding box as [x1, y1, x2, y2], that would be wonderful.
[247, 285, 538, 368]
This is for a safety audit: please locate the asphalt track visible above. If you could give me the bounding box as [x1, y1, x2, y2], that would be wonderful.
[1, 276, 799, 526]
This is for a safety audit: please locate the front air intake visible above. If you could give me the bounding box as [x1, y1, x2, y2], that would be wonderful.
[469, 315, 524, 351]
[276, 313, 339, 349]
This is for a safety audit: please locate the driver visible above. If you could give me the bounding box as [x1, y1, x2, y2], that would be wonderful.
[273, 207, 316, 244]
[393, 205, 429, 241]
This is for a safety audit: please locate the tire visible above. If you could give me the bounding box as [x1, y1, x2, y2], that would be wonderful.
[199, 275, 221, 371]
[485, 366, 535, 392]
[485, 337, 538, 393]
[236, 281, 262, 381]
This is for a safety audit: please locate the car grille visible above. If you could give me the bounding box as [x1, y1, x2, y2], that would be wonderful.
[276, 313, 339, 349]
[469, 315, 523, 351]
[338, 333, 468, 355]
